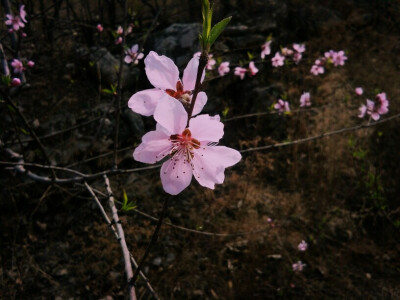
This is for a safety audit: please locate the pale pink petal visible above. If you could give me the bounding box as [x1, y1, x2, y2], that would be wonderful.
[133, 130, 171, 163]
[192, 91, 207, 116]
[128, 88, 164, 116]
[124, 56, 133, 64]
[145, 51, 179, 90]
[154, 97, 187, 134]
[182, 56, 205, 91]
[160, 154, 193, 195]
[191, 146, 241, 189]
[371, 112, 380, 121]
[189, 114, 224, 142]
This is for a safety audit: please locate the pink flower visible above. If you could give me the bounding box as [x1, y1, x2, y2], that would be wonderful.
[281, 47, 293, 56]
[376, 92, 389, 115]
[193, 52, 216, 70]
[133, 100, 241, 195]
[218, 62, 230, 76]
[271, 52, 285, 67]
[261, 40, 272, 59]
[355, 87, 363, 96]
[27, 60, 35, 68]
[293, 52, 302, 64]
[324, 50, 336, 60]
[332, 50, 347, 66]
[274, 99, 290, 113]
[124, 44, 144, 64]
[358, 93, 389, 121]
[293, 43, 306, 53]
[292, 261, 306, 272]
[116, 26, 123, 35]
[300, 92, 311, 107]
[5, 14, 25, 31]
[11, 59, 24, 73]
[248, 61, 258, 76]
[115, 37, 123, 45]
[358, 104, 367, 118]
[128, 51, 206, 116]
[97, 24, 104, 32]
[234, 67, 247, 80]
[11, 78, 21, 86]
[297, 240, 308, 251]
[310, 63, 324, 75]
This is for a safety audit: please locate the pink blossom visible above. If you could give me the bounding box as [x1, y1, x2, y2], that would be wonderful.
[115, 37, 123, 45]
[358, 93, 389, 121]
[376, 92, 389, 115]
[128, 51, 206, 117]
[355, 87, 363, 96]
[293, 43, 306, 53]
[5, 14, 25, 31]
[299, 92, 311, 107]
[218, 62, 230, 76]
[274, 99, 290, 113]
[332, 50, 347, 66]
[27, 60, 35, 68]
[248, 61, 258, 76]
[292, 261, 306, 272]
[358, 104, 367, 118]
[193, 52, 216, 70]
[234, 67, 247, 80]
[11, 59, 24, 73]
[116, 26, 123, 35]
[293, 52, 302, 64]
[297, 240, 308, 251]
[310, 63, 324, 75]
[11, 78, 21, 86]
[281, 47, 293, 56]
[124, 44, 144, 64]
[97, 24, 104, 32]
[271, 52, 285, 67]
[133, 100, 241, 195]
[324, 50, 336, 60]
[261, 40, 272, 59]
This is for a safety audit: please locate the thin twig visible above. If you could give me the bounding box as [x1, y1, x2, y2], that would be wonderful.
[130, 196, 170, 286]
[84, 182, 160, 299]
[104, 175, 137, 300]
[113, 0, 128, 169]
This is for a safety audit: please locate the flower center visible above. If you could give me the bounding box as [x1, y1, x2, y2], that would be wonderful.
[165, 81, 192, 103]
[169, 128, 200, 162]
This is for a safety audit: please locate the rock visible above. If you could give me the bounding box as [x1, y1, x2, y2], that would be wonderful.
[148, 23, 202, 68]
[89, 47, 139, 88]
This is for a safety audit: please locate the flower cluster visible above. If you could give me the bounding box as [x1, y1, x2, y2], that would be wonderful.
[310, 50, 347, 75]
[358, 92, 389, 121]
[271, 43, 306, 67]
[234, 61, 258, 80]
[5, 5, 27, 32]
[129, 51, 241, 195]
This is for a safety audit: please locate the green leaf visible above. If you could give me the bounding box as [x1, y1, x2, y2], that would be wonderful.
[207, 16, 231, 47]
[222, 107, 229, 117]
[120, 189, 137, 212]
[101, 88, 113, 95]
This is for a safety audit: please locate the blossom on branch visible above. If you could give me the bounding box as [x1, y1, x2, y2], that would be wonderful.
[133, 100, 241, 195]
[11, 59, 24, 73]
[128, 51, 206, 116]
[274, 99, 290, 113]
[5, 5, 27, 31]
[124, 44, 144, 64]
[358, 92, 389, 121]
[218, 62, 230, 76]
[299, 92, 311, 107]
[261, 40, 272, 59]
[271, 52, 285, 67]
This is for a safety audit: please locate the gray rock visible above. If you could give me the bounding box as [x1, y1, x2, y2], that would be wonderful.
[148, 23, 202, 68]
[89, 47, 139, 88]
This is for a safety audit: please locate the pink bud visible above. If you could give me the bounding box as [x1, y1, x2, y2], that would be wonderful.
[21, 32, 27, 37]
[96, 24, 103, 32]
[11, 78, 21, 86]
[355, 87, 363, 96]
[115, 37, 123, 45]
[27, 60, 35, 68]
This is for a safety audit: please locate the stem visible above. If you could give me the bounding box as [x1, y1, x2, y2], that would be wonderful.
[112, 0, 128, 169]
[130, 195, 171, 285]
[186, 52, 208, 127]
[104, 175, 137, 300]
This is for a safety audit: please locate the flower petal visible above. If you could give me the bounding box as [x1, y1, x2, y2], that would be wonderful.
[192, 92, 207, 116]
[161, 154, 193, 195]
[189, 114, 224, 142]
[128, 88, 164, 116]
[182, 56, 205, 91]
[145, 51, 179, 90]
[133, 130, 171, 164]
[154, 97, 187, 134]
[192, 146, 241, 189]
